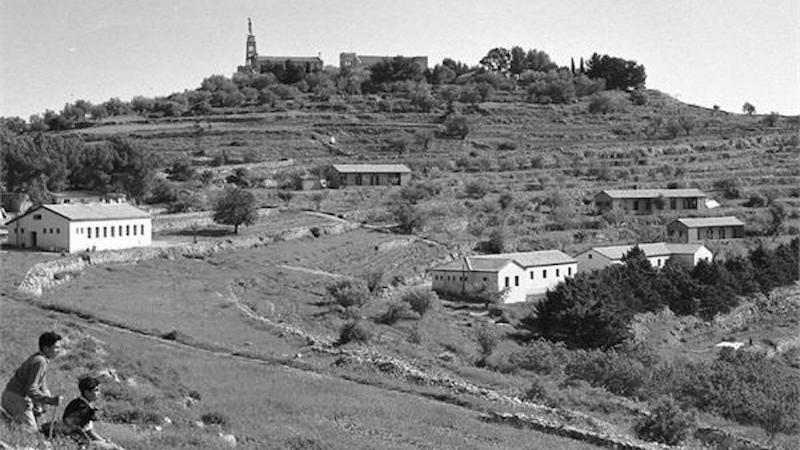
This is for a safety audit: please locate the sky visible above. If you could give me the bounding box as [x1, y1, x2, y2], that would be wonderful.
[1, 0, 798, 118]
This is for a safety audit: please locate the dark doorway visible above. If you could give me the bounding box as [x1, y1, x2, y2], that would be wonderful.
[31, 231, 37, 248]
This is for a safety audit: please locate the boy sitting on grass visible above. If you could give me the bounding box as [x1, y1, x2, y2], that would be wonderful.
[61, 375, 124, 450]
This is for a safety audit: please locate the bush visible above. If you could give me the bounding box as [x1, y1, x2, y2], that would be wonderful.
[379, 301, 414, 325]
[402, 288, 438, 318]
[587, 94, 617, 114]
[635, 396, 696, 445]
[629, 89, 648, 105]
[524, 379, 557, 406]
[200, 411, 231, 428]
[476, 325, 500, 362]
[440, 114, 469, 139]
[464, 180, 489, 199]
[339, 320, 372, 344]
[392, 203, 426, 234]
[714, 177, 742, 199]
[326, 278, 371, 309]
[362, 271, 384, 293]
[744, 193, 767, 207]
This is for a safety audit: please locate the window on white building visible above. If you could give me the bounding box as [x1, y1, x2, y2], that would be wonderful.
[543, 269, 547, 278]
[133, 226, 137, 236]
[556, 268, 560, 277]
[33, 214, 42, 220]
[88, 228, 92, 238]
[103, 227, 107, 237]
[111, 227, 115, 237]
[514, 276, 519, 286]
[126, 225, 130, 236]
[530, 271, 534, 279]
[95, 227, 100, 238]
[568, 267, 572, 276]
[42, 229, 47, 234]
[56, 228, 60, 234]
[504, 277, 509, 287]
[140, 224, 144, 235]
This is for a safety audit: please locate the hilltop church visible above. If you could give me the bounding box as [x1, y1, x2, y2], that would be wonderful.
[237, 18, 323, 74]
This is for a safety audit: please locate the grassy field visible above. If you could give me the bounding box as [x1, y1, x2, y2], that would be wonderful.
[1, 290, 603, 449]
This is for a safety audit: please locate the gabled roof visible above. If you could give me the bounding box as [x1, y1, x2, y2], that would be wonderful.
[671, 216, 744, 228]
[431, 250, 574, 273]
[479, 250, 576, 267]
[6, 203, 150, 225]
[597, 189, 706, 199]
[432, 257, 517, 272]
[332, 164, 411, 174]
[587, 242, 708, 260]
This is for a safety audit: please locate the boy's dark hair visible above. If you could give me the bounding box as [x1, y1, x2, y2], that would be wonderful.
[39, 332, 62, 351]
[78, 376, 101, 394]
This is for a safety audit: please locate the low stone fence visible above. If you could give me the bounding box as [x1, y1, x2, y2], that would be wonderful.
[18, 220, 359, 297]
[481, 412, 675, 450]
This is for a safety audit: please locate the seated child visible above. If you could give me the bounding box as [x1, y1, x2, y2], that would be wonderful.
[61, 376, 124, 450]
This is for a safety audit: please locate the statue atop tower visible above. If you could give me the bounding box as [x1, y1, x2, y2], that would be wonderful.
[245, 18, 258, 69]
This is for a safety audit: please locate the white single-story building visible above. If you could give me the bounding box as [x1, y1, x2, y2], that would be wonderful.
[5, 203, 151, 253]
[430, 250, 577, 303]
[575, 242, 712, 272]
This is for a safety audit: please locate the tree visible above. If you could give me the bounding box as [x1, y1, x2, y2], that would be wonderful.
[166, 157, 196, 182]
[310, 191, 326, 211]
[213, 188, 257, 234]
[393, 203, 425, 234]
[440, 114, 469, 139]
[277, 190, 294, 207]
[485, 228, 506, 254]
[742, 102, 756, 115]
[509, 46, 527, 75]
[635, 396, 696, 445]
[402, 288, 438, 318]
[327, 278, 371, 309]
[585, 53, 646, 91]
[479, 47, 511, 74]
[767, 202, 787, 236]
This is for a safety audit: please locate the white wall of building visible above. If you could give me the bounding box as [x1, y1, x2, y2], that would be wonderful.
[7, 207, 151, 253]
[68, 219, 151, 252]
[431, 262, 577, 303]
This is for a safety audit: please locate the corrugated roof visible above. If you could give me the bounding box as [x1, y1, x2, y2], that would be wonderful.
[598, 189, 706, 199]
[332, 164, 411, 174]
[479, 250, 576, 267]
[44, 203, 150, 221]
[672, 216, 744, 228]
[591, 242, 707, 260]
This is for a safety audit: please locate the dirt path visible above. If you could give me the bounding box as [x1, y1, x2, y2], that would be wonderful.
[277, 264, 345, 279]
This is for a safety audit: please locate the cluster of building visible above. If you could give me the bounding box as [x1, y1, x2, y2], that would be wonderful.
[432, 188, 746, 304]
[237, 19, 427, 74]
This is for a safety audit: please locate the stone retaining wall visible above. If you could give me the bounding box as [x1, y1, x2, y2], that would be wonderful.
[18, 220, 359, 297]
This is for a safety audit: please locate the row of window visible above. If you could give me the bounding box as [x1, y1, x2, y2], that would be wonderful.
[434, 267, 574, 285]
[629, 198, 699, 211]
[345, 174, 402, 186]
[76, 224, 145, 239]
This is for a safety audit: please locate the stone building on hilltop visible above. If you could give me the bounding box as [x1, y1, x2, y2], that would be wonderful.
[238, 18, 323, 74]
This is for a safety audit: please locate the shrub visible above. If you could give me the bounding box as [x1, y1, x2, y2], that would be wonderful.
[524, 379, 557, 407]
[379, 301, 414, 325]
[475, 325, 500, 362]
[326, 278, 371, 309]
[362, 271, 384, 293]
[744, 193, 766, 207]
[564, 350, 647, 397]
[629, 89, 648, 105]
[440, 114, 469, 139]
[635, 396, 696, 445]
[464, 180, 489, 199]
[339, 320, 372, 344]
[714, 177, 742, 199]
[402, 288, 438, 318]
[392, 203, 426, 234]
[201, 411, 231, 428]
[587, 94, 616, 114]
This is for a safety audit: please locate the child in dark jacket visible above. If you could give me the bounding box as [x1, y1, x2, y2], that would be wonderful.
[61, 376, 124, 450]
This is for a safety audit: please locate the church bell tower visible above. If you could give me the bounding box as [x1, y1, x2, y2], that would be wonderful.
[245, 18, 258, 68]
